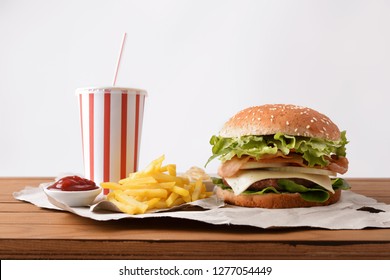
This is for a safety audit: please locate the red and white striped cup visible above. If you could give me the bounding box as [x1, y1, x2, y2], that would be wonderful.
[76, 87, 147, 193]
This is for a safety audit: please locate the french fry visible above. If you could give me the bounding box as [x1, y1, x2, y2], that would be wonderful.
[172, 186, 190, 197]
[146, 198, 161, 210]
[112, 202, 136, 215]
[107, 196, 137, 215]
[171, 197, 186, 207]
[101, 155, 212, 215]
[143, 155, 165, 174]
[100, 182, 124, 190]
[167, 164, 177, 176]
[123, 188, 168, 199]
[181, 185, 192, 203]
[119, 176, 157, 185]
[159, 164, 176, 174]
[114, 191, 148, 214]
[166, 192, 179, 207]
[191, 179, 203, 201]
[151, 172, 188, 186]
[154, 200, 167, 209]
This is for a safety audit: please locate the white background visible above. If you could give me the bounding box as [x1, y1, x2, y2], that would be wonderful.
[1, 0, 389, 178]
[2, 260, 390, 280]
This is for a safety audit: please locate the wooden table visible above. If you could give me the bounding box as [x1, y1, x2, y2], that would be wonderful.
[1, 177, 389, 260]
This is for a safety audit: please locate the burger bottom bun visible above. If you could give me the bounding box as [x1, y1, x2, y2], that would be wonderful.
[215, 186, 341, 209]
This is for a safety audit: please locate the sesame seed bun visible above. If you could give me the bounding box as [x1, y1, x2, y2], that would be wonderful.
[215, 186, 341, 208]
[219, 104, 341, 141]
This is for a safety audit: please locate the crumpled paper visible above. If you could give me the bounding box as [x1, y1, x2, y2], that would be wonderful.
[13, 182, 390, 229]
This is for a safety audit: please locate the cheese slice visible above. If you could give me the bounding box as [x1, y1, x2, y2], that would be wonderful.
[224, 170, 334, 195]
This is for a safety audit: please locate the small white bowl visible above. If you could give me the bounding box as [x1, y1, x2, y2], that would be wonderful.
[43, 185, 102, 207]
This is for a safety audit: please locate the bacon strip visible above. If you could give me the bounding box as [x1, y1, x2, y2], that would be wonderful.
[218, 156, 250, 178]
[218, 153, 349, 177]
[325, 155, 349, 175]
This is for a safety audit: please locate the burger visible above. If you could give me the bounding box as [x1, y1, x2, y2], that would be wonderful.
[206, 104, 350, 208]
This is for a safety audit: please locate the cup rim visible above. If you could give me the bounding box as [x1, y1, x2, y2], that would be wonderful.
[75, 87, 147, 96]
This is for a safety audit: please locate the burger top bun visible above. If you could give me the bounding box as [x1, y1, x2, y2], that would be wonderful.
[219, 104, 341, 141]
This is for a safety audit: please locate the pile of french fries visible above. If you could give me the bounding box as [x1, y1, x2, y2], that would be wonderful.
[101, 155, 213, 215]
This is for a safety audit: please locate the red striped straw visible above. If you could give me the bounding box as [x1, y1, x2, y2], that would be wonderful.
[112, 32, 127, 86]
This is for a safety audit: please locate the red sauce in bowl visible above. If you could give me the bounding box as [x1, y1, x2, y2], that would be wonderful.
[47, 176, 98, 191]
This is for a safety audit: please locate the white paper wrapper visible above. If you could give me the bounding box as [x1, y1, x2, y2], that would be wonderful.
[13, 182, 390, 229]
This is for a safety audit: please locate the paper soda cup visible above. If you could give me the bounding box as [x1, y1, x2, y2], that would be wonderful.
[76, 87, 147, 193]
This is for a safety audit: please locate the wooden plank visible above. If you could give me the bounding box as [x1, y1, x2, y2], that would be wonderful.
[1, 221, 390, 241]
[0, 178, 52, 203]
[0, 212, 92, 225]
[0, 177, 53, 188]
[0, 202, 47, 212]
[1, 239, 389, 260]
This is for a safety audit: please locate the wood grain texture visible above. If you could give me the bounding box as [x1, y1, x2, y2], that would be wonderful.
[1, 177, 390, 259]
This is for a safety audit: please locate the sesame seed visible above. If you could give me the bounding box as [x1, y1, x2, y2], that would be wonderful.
[306, 125, 310, 129]
[286, 121, 290, 126]
[294, 128, 298, 132]
[310, 119, 314, 123]
[323, 127, 327, 131]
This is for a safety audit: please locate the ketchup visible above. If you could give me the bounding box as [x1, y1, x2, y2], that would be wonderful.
[47, 176, 98, 191]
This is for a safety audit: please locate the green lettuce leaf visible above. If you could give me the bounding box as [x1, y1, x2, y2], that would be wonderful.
[331, 177, 351, 190]
[277, 179, 330, 202]
[206, 131, 348, 167]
